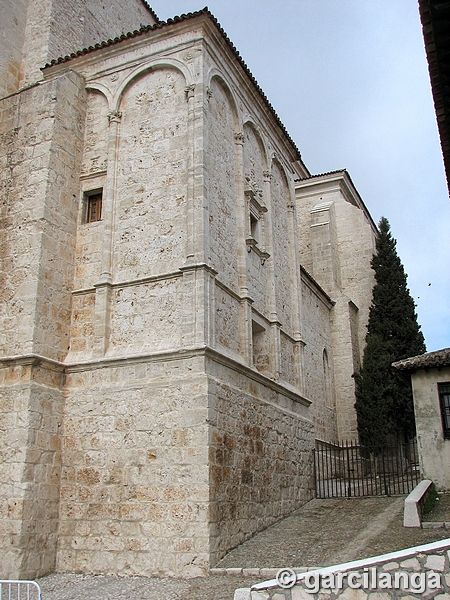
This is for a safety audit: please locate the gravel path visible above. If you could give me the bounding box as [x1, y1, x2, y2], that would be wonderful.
[216, 497, 450, 569]
[38, 573, 256, 600]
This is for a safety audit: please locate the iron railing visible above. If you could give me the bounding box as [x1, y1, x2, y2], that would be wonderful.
[314, 439, 420, 498]
[0, 581, 42, 600]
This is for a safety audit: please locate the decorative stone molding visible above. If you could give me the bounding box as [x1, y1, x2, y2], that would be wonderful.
[107, 109, 122, 124]
[94, 273, 113, 287]
[245, 170, 262, 200]
[234, 131, 245, 144]
[185, 84, 195, 101]
[246, 194, 267, 217]
[245, 237, 270, 264]
[179, 262, 218, 276]
[244, 169, 270, 263]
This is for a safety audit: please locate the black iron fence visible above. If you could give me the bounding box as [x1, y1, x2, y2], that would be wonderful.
[314, 439, 420, 498]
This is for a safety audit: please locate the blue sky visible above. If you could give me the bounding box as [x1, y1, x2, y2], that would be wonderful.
[149, 1, 450, 352]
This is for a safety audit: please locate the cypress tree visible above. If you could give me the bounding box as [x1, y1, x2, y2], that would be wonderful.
[354, 217, 426, 448]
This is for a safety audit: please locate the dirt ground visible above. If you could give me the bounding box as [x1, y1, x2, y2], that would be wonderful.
[423, 491, 450, 523]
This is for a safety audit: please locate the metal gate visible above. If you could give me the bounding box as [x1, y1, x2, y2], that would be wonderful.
[314, 439, 420, 498]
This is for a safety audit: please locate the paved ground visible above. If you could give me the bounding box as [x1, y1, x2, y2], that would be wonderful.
[216, 495, 450, 569]
[38, 495, 450, 600]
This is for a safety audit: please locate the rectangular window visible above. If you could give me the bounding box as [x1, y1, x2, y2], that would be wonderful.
[438, 382, 450, 439]
[249, 211, 259, 242]
[85, 189, 103, 223]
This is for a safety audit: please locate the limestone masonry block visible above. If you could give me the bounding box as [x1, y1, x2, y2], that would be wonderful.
[1, 1, 377, 580]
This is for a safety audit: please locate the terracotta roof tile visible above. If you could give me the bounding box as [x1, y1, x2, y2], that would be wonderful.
[392, 348, 450, 371]
[295, 168, 346, 182]
[43, 7, 304, 163]
[140, 1, 160, 23]
[44, 9, 206, 67]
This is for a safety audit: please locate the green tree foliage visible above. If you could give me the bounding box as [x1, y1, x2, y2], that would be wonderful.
[354, 217, 426, 448]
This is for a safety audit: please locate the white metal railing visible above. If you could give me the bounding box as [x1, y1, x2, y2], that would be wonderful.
[0, 581, 42, 600]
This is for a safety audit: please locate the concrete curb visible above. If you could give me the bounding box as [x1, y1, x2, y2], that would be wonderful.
[422, 521, 450, 529]
[251, 537, 450, 591]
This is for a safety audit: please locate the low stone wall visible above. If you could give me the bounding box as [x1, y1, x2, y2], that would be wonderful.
[234, 538, 450, 599]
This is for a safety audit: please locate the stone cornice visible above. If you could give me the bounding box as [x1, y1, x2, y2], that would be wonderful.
[300, 266, 335, 308]
[0, 353, 65, 369]
[1, 346, 311, 409]
[72, 269, 184, 295]
[295, 170, 378, 234]
[0, 354, 66, 387]
[205, 346, 311, 409]
[41, 9, 310, 177]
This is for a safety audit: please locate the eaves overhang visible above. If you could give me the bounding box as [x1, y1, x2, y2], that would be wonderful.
[419, 0, 450, 195]
[41, 6, 306, 166]
[300, 266, 335, 308]
[392, 347, 450, 372]
[141, 1, 160, 24]
[295, 169, 378, 234]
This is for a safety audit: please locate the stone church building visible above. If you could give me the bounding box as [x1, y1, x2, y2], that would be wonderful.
[0, 0, 377, 580]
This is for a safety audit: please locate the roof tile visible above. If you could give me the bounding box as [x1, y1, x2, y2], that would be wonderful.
[43, 7, 304, 163]
[392, 348, 450, 371]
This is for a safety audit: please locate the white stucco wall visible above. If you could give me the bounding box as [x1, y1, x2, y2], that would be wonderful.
[412, 366, 450, 490]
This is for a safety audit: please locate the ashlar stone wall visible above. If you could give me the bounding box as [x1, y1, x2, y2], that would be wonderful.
[0, 71, 86, 361]
[203, 47, 308, 395]
[114, 68, 188, 282]
[0, 69, 85, 578]
[270, 162, 294, 336]
[206, 75, 240, 296]
[243, 123, 270, 316]
[58, 355, 211, 578]
[201, 26, 322, 562]
[300, 271, 338, 443]
[295, 173, 377, 441]
[57, 16, 317, 576]
[81, 0, 157, 50]
[0, 360, 65, 579]
[0, 0, 29, 96]
[0, 0, 157, 97]
[208, 359, 314, 567]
